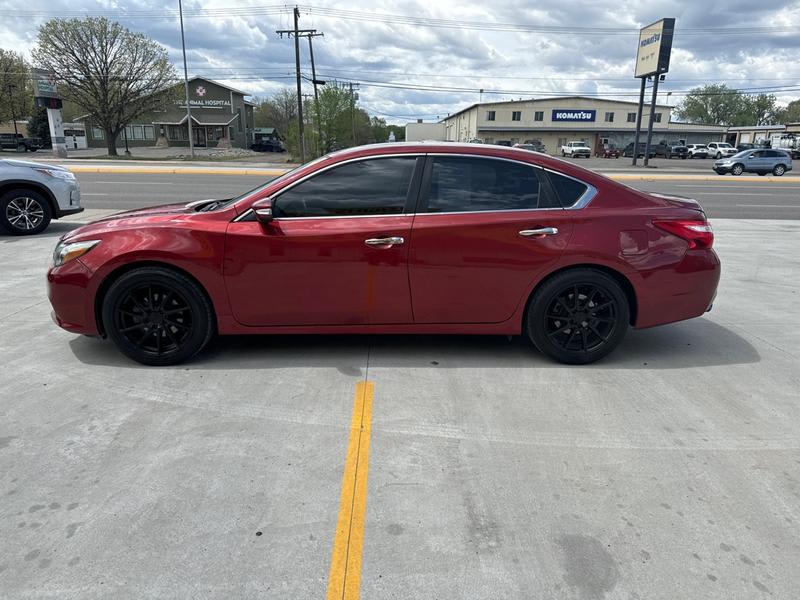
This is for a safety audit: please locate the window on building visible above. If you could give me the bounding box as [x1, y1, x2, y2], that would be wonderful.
[512, 111, 522, 121]
[125, 125, 145, 140]
[424, 156, 558, 213]
[557, 137, 567, 148]
[534, 111, 544, 122]
[167, 125, 188, 141]
[627, 112, 637, 123]
[605, 112, 614, 122]
[274, 157, 417, 218]
[91, 127, 104, 140]
[143, 126, 155, 140]
[486, 110, 496, 121]
[654, 113, 663, 123]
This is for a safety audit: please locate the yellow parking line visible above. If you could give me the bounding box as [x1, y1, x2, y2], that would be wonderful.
[65, 166, 288, 176]
[326, 380, 374, 600]
[608, 174, 799, 183]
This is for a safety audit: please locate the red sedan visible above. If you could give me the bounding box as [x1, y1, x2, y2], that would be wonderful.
[47, 143, 720, 366]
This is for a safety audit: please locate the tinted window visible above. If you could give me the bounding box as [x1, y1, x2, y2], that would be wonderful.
[547, 171, 589, 208]
[766, 150, 783, 158]
[425, 157, 551, 213]
[274, 157, 416, 218]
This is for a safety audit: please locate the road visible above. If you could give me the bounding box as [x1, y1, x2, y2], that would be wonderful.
[73, 170, 800, 220]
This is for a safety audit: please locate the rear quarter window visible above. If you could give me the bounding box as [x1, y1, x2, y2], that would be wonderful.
[547, 171, 590, 208]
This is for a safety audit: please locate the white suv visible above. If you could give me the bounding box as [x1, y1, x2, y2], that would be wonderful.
[686, 144, 709, 159]
[0, 159, 82, 235]
[707, 142, 738, 159]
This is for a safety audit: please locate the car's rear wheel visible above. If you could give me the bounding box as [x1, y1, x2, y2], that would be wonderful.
[0, 189, 52, 235]
[773, 164, 786, 176]
[102, 267, 214, 366]
[731, 164, 744, 176]
[526, 269, 629, 365]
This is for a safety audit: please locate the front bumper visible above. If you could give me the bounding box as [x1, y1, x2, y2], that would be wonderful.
[47, 258, 98, 335]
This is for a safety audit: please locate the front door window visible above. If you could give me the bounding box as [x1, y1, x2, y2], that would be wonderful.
[193, 127, 206, 147]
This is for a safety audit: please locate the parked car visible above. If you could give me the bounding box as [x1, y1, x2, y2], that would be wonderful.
[686, 144, 709, 159]
[0, 159, 82, 235]
[622, 143, 656, 159]
[513, 142, 546, 153]
[713, 149, 793, 176]
[706, 142, 738, 159]
[0, 133, 42, 152]
[250, 140, 285, 153]
[48, 142, 720, 366]
[595, 143, 620, 158]
[561, 141, 591, 158]
[652, 140, 688, 159]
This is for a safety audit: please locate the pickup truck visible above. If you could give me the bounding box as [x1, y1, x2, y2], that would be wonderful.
[652, 140, 688, 159]
[0, 133, 42, 152]
[561, 141, 591, 158]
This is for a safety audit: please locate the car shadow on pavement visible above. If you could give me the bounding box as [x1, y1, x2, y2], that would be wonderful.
[68, 316, 759, 371]
[0, 221, 82, 242]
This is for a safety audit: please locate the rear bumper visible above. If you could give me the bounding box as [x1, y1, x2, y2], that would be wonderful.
[634, 249, 721, 329]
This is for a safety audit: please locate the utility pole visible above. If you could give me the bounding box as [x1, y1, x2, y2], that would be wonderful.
[178, 0, 194, 158]
[276, 13, 324, 162]
[349, 82, 359, 147]
[303, 31, 324, 156]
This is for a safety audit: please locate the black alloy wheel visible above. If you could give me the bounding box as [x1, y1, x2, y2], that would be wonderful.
[103, 267, 214, 366]
[0, 189, 51, 235]
[527, 269, 629, 364]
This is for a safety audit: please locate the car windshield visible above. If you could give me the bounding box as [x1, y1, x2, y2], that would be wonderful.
[719, 143, 732, 148]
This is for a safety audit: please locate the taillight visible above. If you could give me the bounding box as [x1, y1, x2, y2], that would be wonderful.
[652, 219, 714, 249]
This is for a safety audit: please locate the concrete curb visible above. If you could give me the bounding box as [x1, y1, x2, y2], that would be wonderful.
[63, 164, 799, 183]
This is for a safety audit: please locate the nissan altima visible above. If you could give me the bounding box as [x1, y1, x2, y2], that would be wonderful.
[47, 142, 720, 366]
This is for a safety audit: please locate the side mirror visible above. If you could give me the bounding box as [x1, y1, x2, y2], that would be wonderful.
[252, 198, 274, 224]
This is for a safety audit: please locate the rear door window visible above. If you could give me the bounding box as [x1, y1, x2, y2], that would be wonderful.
[423, 156, 558, 213]
[546, 171, 590, 208]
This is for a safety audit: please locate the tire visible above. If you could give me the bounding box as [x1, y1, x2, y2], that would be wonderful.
[526, 269, 629, 365]
[0, 189, 52, 235]
[773, 164, 786, 176]
[16, 144, 25, 153]
[731, 164, 744, 176]
[716, 152, 722, 159]
[102, 267, 215, 366]
[561, 151, 566, 157]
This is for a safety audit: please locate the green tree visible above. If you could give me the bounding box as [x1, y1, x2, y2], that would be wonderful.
[253, 88, 297, 135]
[777, 99, 800, 124]
[674, 84, 748, 126]
[0, 49, 33, 127]
[32, 17, 177, 156]
[675, 85, 782, 126]
[27, 106, 51, 146]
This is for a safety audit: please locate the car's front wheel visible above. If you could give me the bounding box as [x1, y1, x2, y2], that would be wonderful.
[526, 269, 629, 365]
[731, 164, 744, 176]
[773, 164, 786, 176]
[0, 189, 52, 235]
[102, 267, 215, 366]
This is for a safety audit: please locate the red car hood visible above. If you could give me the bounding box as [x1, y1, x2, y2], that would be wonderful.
[62, 201, 204, 242]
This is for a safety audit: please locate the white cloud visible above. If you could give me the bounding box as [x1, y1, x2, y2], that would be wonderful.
[2, 0, 799, 123]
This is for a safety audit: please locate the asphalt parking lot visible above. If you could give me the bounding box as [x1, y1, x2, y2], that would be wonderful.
[1, 210, 799, 598]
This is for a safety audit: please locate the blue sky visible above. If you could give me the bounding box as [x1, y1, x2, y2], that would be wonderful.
[2, 0, 799, 123]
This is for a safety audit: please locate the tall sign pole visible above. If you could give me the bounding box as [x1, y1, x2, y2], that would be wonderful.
[32, 69, 67, 158]
[178, 0, 195, 158]
[632, 18, 675, 167]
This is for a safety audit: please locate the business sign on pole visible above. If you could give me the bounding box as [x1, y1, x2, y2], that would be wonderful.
[551, 109, 596, 122]
[634, 18, 675, 78]
[32, 68, 60, 98]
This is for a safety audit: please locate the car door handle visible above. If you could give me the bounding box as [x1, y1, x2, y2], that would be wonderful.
[519, 227, 559, 237]
[364, 236, 405, 246]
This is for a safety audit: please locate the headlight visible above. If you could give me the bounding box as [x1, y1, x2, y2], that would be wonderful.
[34, 168, 76, 181]
[53, 240, 100, 267]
